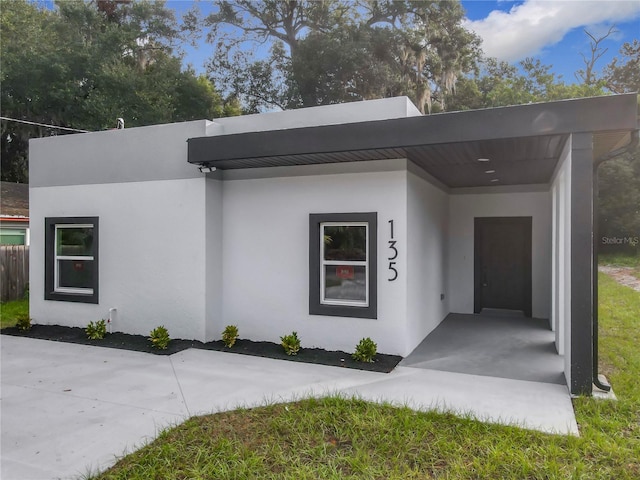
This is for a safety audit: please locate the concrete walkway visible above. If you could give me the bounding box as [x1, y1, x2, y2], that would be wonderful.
[1, 336, 578, 480]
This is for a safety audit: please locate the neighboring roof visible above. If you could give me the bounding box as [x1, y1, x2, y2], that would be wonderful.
[0, 182, 29, 217]
[188, 94, 638, 189]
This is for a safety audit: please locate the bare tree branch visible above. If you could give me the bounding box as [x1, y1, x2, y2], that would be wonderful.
[575, 25, 618, 85]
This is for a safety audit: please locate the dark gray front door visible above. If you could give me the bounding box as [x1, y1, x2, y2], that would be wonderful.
[474, 217, 532, 316]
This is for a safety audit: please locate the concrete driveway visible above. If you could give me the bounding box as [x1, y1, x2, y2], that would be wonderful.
[1, 336, 578, 480]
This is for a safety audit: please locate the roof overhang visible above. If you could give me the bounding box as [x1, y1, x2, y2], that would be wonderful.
[187, 94, 639, 188]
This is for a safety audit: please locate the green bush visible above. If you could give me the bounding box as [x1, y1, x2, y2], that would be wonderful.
[352, 337, 377, 363]
[281, 331, 301, 356]
[149, 326, 170, 350]
[85, 319, 107, 340]
[16, 313, 31, 331]
[222, 325, 239, 348]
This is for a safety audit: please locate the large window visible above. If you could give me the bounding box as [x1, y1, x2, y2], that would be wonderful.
[309, 213, 377, 319]
[45, 217, 99, 303]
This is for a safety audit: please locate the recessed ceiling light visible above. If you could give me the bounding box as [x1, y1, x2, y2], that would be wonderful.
[484, 170, 496, 174]
[491, 179, 499, 183]
[477, 158, 490, 162]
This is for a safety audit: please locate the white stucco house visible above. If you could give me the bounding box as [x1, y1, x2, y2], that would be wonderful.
[29, 94, 638, 395]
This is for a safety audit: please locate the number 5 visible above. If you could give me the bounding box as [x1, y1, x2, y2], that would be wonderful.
[388, 261, 398, 281]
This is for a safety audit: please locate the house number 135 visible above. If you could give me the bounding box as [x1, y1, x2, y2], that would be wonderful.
[388, 219, 398, 281]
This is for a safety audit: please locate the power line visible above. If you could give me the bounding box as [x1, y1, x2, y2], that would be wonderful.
[0, 116, 90, 133]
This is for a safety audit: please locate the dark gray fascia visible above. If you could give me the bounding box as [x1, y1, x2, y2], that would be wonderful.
[188, 94, 638, 167]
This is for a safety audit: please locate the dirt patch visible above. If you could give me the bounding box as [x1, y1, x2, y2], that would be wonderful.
[598, 265, 640, 292]
[1, 324, 401, 373]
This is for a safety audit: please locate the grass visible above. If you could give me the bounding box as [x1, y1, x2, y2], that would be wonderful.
[91, 273, 640, 480]
[599, 252, 640, 268]
[0, 298, 28, 329]
[599, 252, 640, 279]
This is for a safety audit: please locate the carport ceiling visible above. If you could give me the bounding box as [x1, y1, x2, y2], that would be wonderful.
[405, 135, 566, 188]
[188, 94, 638, 189]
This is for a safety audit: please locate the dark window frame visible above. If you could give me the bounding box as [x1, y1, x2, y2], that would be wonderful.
[309, 213, 377, 319]
[45, 217, 99, 304]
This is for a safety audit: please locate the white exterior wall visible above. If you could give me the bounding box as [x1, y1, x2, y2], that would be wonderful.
[29, 120, 215, 341]
[210, 97, 422, 135]
[220, 162, 410, 356]
[28, 97, 571, 360]
[550, 137, 572, 385]
[205, 178, 224, 342]
[29, 179, 208, 340]
[28, 99, 427, 348]
[448, 190, 552, 318]
[406, 170, 449, 352]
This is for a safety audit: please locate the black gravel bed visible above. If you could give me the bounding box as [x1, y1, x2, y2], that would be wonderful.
[2, 324, 402, 373]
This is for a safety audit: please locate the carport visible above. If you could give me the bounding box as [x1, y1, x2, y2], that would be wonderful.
[188, 94, 639, 395]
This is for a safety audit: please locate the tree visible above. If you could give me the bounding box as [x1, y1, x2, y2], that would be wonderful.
[284, 24, 404, 107]
[204, 0, 480, 113]
[351, 0, 481, 113]
[205, 0, 350, 109]
[604, 39, 640, 94]
[0, 0, 236, 183]
[575, 26, 618, 86]
[598, 147, 640, 254]
[597, 40, 640, 254]
[445, 52, 611, 112]
[0, 0, 60, 182]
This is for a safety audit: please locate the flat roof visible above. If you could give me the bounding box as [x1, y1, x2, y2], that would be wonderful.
[188, 94, 638, 188]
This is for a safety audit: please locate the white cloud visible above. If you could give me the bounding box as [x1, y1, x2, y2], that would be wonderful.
[463, 0, 640, 62]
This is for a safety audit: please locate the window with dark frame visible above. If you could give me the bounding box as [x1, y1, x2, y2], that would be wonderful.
[45, 217, 99, 304]
[309, 213, 377, 319]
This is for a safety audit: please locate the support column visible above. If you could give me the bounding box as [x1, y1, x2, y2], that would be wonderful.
[570, 133, 594, 395]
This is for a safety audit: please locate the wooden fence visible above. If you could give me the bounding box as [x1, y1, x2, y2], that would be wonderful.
[1, 245, 29, 302]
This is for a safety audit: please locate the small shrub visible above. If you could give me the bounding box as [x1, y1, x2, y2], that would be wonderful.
[281, 331, 301, 356]
[149, 326, 170, 350]
[16, 313, 31, 331]
[222, 325, 239, 348]
[85, 319, 107, 340]
[352, 337, 377, 363]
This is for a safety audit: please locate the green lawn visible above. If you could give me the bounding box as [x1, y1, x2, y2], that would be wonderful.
[0, 298, 28, 329]
[91, 273, 640, 480]
[599, 252, 640, 280]
[599, 252, 640, 268]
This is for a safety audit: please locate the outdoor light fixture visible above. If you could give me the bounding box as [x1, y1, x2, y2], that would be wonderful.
[491, 179, 499, 183]
[477, 158, 490, 162]
[484, 170, 496, 174]
[199, 165, 217, 173]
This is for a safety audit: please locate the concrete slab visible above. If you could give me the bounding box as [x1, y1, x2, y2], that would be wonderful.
[1, 339, 188, 414]
[1, 335, 578, 480]
[170, 349, 384, 416]
[1, 383, 183, 479]
[1, 338, 188, 479]
[401, 313, 566, 385]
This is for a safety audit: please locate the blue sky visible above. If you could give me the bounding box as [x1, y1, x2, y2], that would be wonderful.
[169, 0, 640, 84]
[461, 1, 640, 82]
[35, 0, 640, 83]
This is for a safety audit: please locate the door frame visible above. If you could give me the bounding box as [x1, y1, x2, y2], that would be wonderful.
[474, 216, 532, 316]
